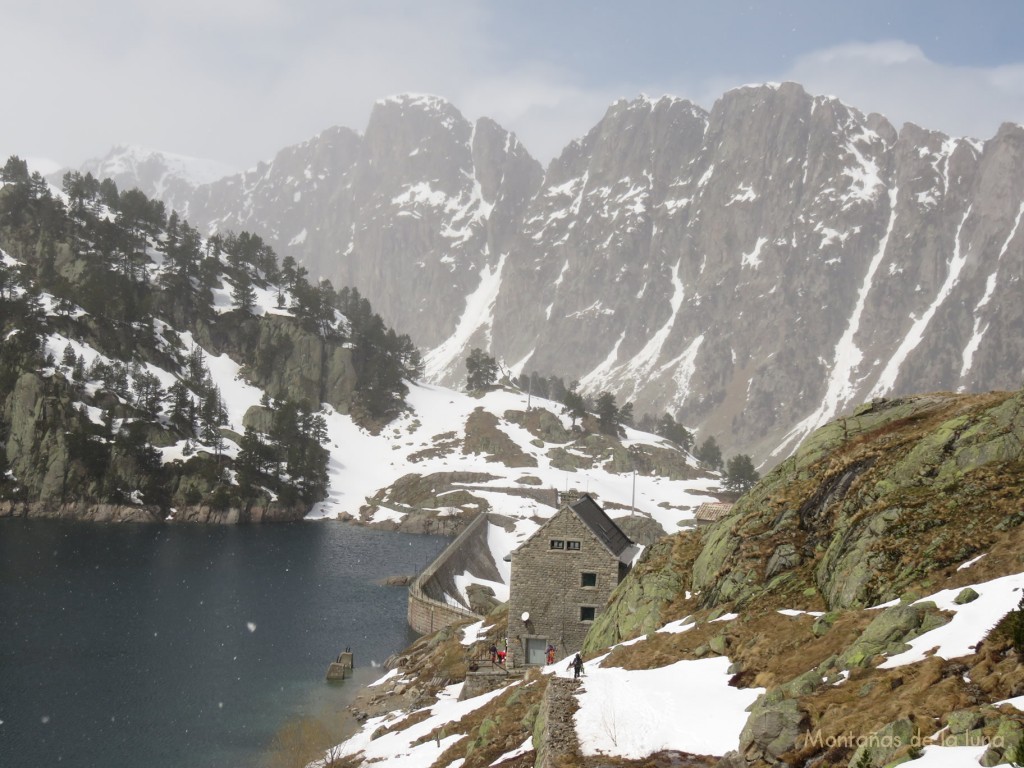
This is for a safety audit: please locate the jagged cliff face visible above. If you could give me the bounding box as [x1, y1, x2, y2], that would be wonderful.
[175, 95, 543, 350]
[102, 84, 1024, 463]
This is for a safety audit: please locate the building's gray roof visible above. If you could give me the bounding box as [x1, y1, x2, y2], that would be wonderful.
[570, 494, 633, 557]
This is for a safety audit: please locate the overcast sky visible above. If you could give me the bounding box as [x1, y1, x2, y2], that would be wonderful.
[3, 0, 1024, 172]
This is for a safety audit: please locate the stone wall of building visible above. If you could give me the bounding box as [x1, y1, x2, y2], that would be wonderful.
[506, 507, 623, 666]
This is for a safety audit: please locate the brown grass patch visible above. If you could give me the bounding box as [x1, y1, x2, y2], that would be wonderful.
[605, 606, 874, 691]
[463, 409, 538, 467]
[789, 656, 972, 766]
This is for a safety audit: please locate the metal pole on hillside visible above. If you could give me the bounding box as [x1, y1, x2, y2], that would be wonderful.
[631, 469, 636, 516]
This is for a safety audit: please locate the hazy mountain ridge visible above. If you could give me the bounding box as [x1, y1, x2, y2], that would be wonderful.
[73, 83, 1024, 464]
[168, 94, 543, 350]
[62, 145, 236, 218]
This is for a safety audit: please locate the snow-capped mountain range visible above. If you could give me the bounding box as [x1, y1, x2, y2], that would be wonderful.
[61, 83, 1024, 464]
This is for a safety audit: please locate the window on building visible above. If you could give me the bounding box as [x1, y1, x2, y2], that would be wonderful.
[549, 539, 565, 550]
[581, 572, 597, 588]
[566, 540, 581, 551]
[580, 606, 596, 622]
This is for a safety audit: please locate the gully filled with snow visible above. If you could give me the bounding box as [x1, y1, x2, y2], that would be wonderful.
[0, 518, 450, 768]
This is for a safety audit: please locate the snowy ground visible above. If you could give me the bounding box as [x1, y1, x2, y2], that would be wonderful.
[309, 381, 719, 532]
[324, 566, 1024, 768]
[881, 572, 1024, 669]
[304, 381, 719, 606]
[564, 653, 762, 758]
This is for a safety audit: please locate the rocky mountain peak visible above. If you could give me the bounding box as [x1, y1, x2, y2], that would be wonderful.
[79, 85, 1024, 464]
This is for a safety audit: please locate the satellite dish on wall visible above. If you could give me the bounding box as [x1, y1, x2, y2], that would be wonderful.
[521, 612, 530, 622]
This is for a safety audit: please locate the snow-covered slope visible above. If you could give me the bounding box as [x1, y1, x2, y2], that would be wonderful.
[311, 383, 717, 532]
[316, 384, 1024, 768]
[2, 167, 713, 529]
[328, 562, 1024, 768]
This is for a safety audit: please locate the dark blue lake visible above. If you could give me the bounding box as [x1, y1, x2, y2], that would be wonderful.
[0, 519, 449, 768]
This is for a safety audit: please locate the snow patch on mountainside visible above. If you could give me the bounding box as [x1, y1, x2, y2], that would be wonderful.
[870, 205, 973, 398]
[572, 655, 763, 758]
[423, 259, 506, 381]
[773, 186, 899, 458]
[959, 202, 1024, 383]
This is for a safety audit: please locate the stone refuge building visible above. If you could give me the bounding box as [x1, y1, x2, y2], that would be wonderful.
[506, 494, 640, 666]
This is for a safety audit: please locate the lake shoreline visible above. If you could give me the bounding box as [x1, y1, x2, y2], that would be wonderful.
[0, 517, 451, 768]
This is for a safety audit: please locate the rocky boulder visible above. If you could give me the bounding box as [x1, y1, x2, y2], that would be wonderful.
[692, 390, 1024, 611]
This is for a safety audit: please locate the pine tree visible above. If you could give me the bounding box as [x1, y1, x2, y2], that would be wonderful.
[198, 386, 227, 446]
[724, 454, 760, 492]
[61, 343, 77, 370]
[131, 369, 164, 414]
[595, 392, 621, 436]
[235, 427, 267, 498]
[656, 413, 694, 451]
[562, 384, 587, 429]
[231, 270, 257, 313]
[695, 436, 724, 471]
[619, 401, 634, 428]
[465, 348, 498, 391]
[185, 346, 209, 391]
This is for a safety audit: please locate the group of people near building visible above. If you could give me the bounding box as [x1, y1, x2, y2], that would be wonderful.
[487, 640, 583, 678]
[488, 642, 507, 666]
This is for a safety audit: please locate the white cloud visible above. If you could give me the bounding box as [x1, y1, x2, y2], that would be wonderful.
[781, 40, 1024, 139]
[457, 68, 624, 163]
[1, 1, 1022, 175]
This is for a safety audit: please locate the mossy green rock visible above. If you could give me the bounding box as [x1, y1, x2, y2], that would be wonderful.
[848, 718, 916, 767]
[688, 390, 1024, 611]
[946, 708, 984, 735]
[812, 612, 839, 637]
[954, 587, 980, 605]
[737, 696, 806, 762]
[839, 603, 948, 669]
[583, 536, 684, 652]
[709, 633, 729, 655]
[981, 717, 1024, 766]
[782, 668, 825, 697]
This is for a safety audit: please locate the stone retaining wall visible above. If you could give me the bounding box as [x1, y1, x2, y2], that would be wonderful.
[533, 677, 582, 768]
[459, 667, 524, 701]
[407, 512, 489, 635]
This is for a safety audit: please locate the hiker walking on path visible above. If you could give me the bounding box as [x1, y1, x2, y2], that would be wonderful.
[569, 652, 584, 679]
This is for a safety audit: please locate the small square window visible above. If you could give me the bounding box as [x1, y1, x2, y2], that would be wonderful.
[580, 606, 596, 622]
[566, 540, 581, 551]
[581, 572, 597, 588]
[550, 539, 565, 550]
